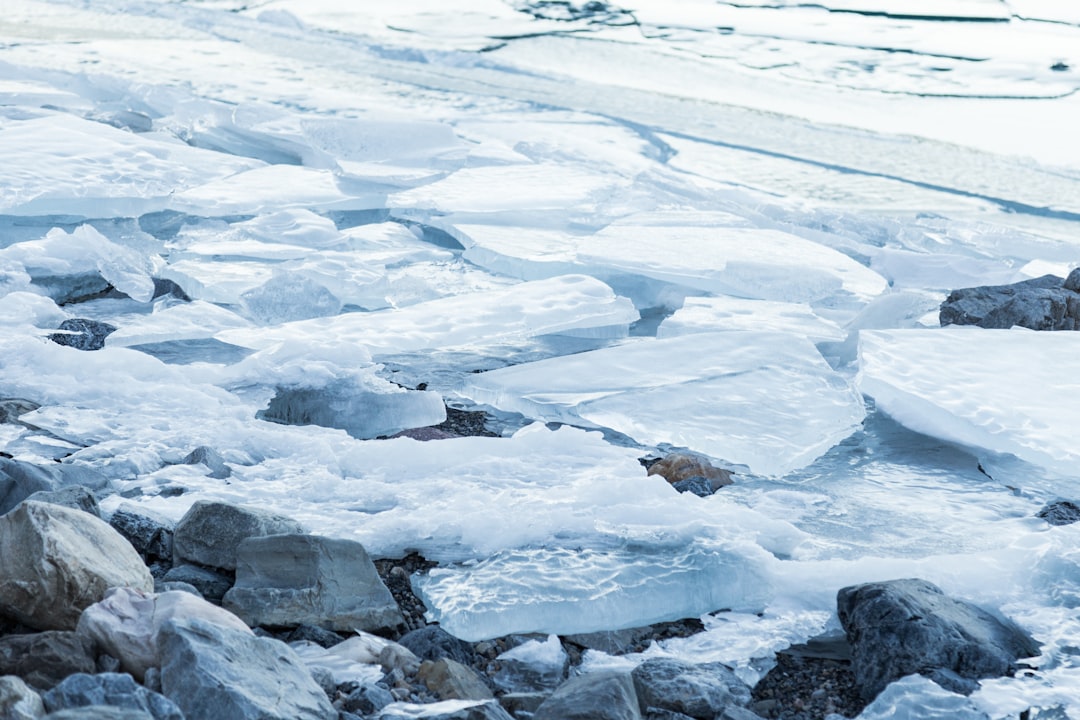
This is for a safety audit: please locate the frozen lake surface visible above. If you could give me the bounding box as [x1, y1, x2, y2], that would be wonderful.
[2, 0, 1080, 715]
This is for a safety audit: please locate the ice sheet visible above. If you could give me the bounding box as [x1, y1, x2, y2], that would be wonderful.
[656, 297, 846, 343]
[858, 328, 1080, 475]
[459, 332, 865, 477]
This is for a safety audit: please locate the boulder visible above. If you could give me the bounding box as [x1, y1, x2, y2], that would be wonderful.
[285, 624, 346, 649]
[498, 692, 547, 718]
[376, 700, 514, 720]
[222, 534, 403, 633]
[939, 274, 1080, 330]
[0, 632, 96, 690]
[0, 501, 153, 630]
[109, 506, 173, 565]
[158, 616, 336, 720]
[837, 578, 1041, 701]
[398, 626, 478, 667]
[48, 319, 117, 351]
[0, 398, 40, 425]
[172, 500, 305, 571]
[1036, 500, 1080, 526]
[24, 487, 101, 518]
[630, 658, 752, 719]
[493, 635, 568, 693]
[647, 453, 732, 491]
[180, 447, 231, 480]
[419, 658, 494, 701]
[533, 671, 642, 720]
[77, 587, 252, 682]
[340, 685, 395, 716]
[43, 708, 152, 720]
[0, 459, 108, 515]
[42, 673, 182, 720]
[0, 675, 46, 720]
[161, 564, 232, 604]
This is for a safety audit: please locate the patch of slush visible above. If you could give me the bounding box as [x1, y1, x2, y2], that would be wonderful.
[459, 331, 865, 477]
[858, 328, 1080, 475]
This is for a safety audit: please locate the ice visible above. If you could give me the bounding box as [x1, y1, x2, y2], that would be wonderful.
[171, 165, 378, 216]
[161, 260, 275, 305]
[231, 210, 344, 249]
[854, 675, 989, 720]
[0, 292, 67, 330]
[240, 273, 343, 324]
[216, 275, 639, 354]
[858, 329, 1080, 476]
[459, 332, 865, 477]
[105, 301, 251, 348]
[656, 297, 846, 343]
[0, 112, 260, 216]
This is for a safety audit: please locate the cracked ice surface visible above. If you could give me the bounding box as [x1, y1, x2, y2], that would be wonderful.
[459, 332, 865, 477]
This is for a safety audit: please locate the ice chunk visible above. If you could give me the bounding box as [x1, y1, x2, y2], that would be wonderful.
[232, 210, 344, 249]
[414, 538, 772, 641]
[580, 214, 887, 303]
[172, 165, 379, 216]
[216, 275, 639, 354]
[105, 301, 251, 348]
[459, 332, 865, 477]
[858, 328, 1080, 475]
[854, 675, 988, 720]
[160, 260, 275, 305]
[0, 292, 68, 330]
[258, 383, 446, 440]
[0, 112, 260, 216]
[657, 296, 845, 342]
[493, 635, 568, 692]
[240, 273, 343, 324]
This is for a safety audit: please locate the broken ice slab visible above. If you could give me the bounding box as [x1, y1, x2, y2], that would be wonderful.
[0, 111, 260, 216]
[216, 275, 639, 354]
[259, 383, 446, 440]
[657, 297, 845, 343]
[581, 214, 887, 303]
[858, 328, 1080, 476]
[161, 260, 275, 305]
[105, 301, 252, 348]
[458, 332, 865, 477]
[413, 538, 771, 641]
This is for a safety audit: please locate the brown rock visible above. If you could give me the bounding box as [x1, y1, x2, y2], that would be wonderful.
[647, 453, 733, 489]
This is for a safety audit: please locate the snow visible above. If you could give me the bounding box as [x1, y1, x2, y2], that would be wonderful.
[2, 0, 1080, 712]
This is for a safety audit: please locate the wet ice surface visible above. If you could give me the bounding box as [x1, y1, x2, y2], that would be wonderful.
[3, 0, 1080, 715]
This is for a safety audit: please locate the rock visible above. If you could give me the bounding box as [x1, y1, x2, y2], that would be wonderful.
[939, 274, 1080, 330]
[631, 658, 752, 719]
[0, 398, 40, 425]
[0, 675, 47, 719]
[43, 708, 153, 720]
[158, 616, 336, 720]
[109, 505, 173, 564]
[285, 624, 346, 649]
[223, 534, 404, 633]
[716, 708, 767, 720]
[498, 692, 547, 718]
[42, 673, 182, 720]
[493, 635, 567, 693]
[181, 447, 231, 480]
[398, 626, 478, 667]
[534, 671, 642, 720]
[153, 580, 200, 597]
[376, 700, 514, 720]
[643, 712, 695, 720]
[0, 632, 96, 690]
[24, 487, 101, 518]
[77, 586, 252, 682]
[1036, 500, 1080, 526]
[419, 659, 494, 701]
[670, 477, 714, 497]
[340, 684, 395, 716]
[0, 501, 153, 630]
[564, 628, 653, 655]
[836, 578, 1041, 701]
[647, 453, 732, 490]
[172, 500, 305, 571]
[48, 319, 117, 351]
[0, 459, 109, 515]
[161, 564, 232, 604]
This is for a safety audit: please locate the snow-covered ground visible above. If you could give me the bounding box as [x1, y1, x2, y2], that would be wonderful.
[2, 0, 1080, 715]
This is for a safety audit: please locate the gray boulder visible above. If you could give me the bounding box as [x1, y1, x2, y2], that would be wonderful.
[376, 700, 514, 720]
[398, 626, 478, 666]
[42, 673, 182, 720]
[0, 675, 46, 720]
[0, 501, 154, 630]
[48, 319, 117, 351]
[0, 632, 96, 690]
[0, 459, 109, 515]
[533, 671, 642, 720]
[418, 658, 495, 701]
[340, 685, 395, 716]
[158, 617, 336, 720]
[1037, 500, 1080, 526]
[939, 274, 1080, 330]
[631, 658, 751, 719]
[223, 534, 403, 633]
[172, 500, 304, 571]
[181, 447, 231, 480]
[837, 578, 1041, 701]
[24, 487, 101, 518]
[161, 565, 232, 604]
[0, 398, 40, 425]
[44, 708, 152, 720]
[109, 505, 173, 565]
